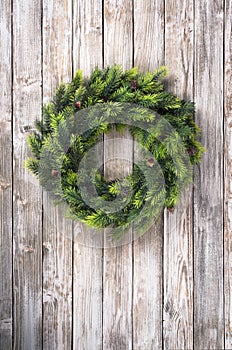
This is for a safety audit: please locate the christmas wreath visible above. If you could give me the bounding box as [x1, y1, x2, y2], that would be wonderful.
[26, 65, 204, 237]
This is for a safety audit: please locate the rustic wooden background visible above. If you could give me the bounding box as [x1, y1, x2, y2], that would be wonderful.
[0, 0, 231, 349]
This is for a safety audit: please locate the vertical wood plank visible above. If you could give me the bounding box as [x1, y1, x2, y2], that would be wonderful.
[8, 2, 229, 349]
[194, 0, 224, 348]
[163, 195, 193, 349]
[134, 0, 164, 72]
[42, 1, 73, 349]
[13, 0, 42, 348]
[0, 2, 12, 349]
[103, 1, 133, 349]
[72, 1, 103, 349]
[103, 128, 133, 349]
[163, 1, 194, 349]
[104, 0, 133, 70]
[225, 0, 232, 347]
[133, 1, 164, 349]
[73, 0, 103, 77]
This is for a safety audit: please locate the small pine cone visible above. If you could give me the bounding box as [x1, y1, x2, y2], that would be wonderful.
[75, 101, 81, 109]
[122, 186, 130, 196]
[168, 207, 175, 214]
[131, 79, 138, 90]
[187, 147, 196, 156]
[147, 157, 155, 167]
[51, 169, 60, 178]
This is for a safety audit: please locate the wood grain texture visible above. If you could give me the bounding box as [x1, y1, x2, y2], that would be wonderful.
[134, 0, 164, 71]
[0, 2, 12, 349]
[163, 1, 194, 348]
[12, 0, 43, 348]
[73, 1, 103, 349]
[103, 241, 133, 349]
[43, 0, 73, 95]
[103, 128, 133, 350]
[0, 2, 230, 349]
[42, 203, 73, 350]
[163, 193, 193, 350]
[42, 1, 73, 349]
[104, 0, 133, 69]
[103, 1, 133, 348]
[102, 105, 134, 347]
[73, 0, 103, 77]
[224, 0, 232, 347]
[194, 0, 224, 348]
[73, 241, 103, 350]
[133, 1, 164, 349]
[133, 225, 163, 350]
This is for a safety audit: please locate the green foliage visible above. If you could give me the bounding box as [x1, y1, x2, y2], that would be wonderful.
[27, 133, 42, 158]
[25, 158, 39, 176]
[26, 65, 205, 237]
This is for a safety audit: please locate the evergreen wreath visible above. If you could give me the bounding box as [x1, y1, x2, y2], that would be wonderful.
[26, 65, 204, 235]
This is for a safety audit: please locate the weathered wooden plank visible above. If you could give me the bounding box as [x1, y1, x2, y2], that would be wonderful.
[134, 0, 164, 72]
[7, 2, 229, 349]
[73, 0, 103, 77]
[73, 239, 103, 349]
[12, 0, 43, 348]
[103, 1, 133, 349]
[43, 0, 73, 91]
[224, 0, 232, 348]
[72, 1, 103, 349]
[133, 225, 163, 350]
[133, 1, 164, 349]
[194, 1, 224, 348]
[163, 1, 194, 349]
[104, 0, 133, 70]
[42, 203, 73, 350]
[0, 2, 12, 349]
[163, 194, 193, 350]
[103, 128, 133, 350]
[42, 1, 73, 349]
